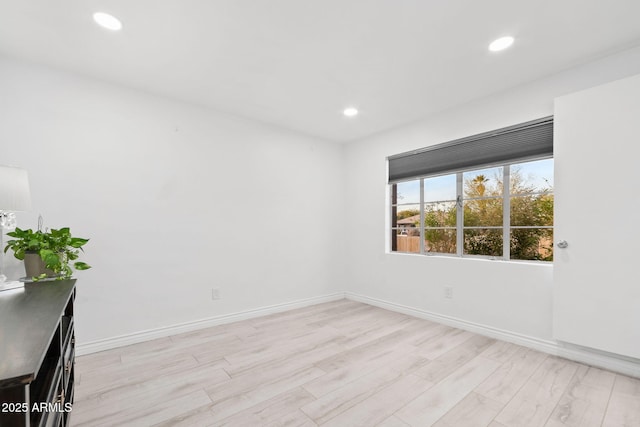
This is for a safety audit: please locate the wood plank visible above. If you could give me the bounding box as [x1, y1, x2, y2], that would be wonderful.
[74, 350, 122, 376]
[480, 340, 523, 364]
[475, 347, 548, 404]
[300, 369, 404, 424]
[264, 410, 317, 427]
[216, 388, 316, 427]
[376, 415, 411, 427]
[415, 327, 477, 360]
[75, 353, 200, 397]
[395, 355, 501, 426]
[153, 371, 324, 426]
[494, 356, 579, 427]
[413, 334, 496, 384]
[73, 362, 229, 412]
[545, 365, 615, 427]
[432, 391, 504, 427]
[223, 327, 346, 377]
[73, 389, 212, 427]
[601, 374, 640, 427]
[205, 367, 326, 423]
[338, 314, 420, 350]
[207, 343, 345, 402]
[321, 374, 434, 427]
[314, 338, 417, 373]
[303, 347, 425, 398]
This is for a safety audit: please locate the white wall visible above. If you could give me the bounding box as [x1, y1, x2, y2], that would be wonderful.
[344, 46, 640, 343]
[0, 56, 345, 345]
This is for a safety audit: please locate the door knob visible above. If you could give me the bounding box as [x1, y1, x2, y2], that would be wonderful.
[557, 240, 568, 249]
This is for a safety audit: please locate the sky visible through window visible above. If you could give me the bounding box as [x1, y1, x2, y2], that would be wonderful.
[395, 158, 553, 207]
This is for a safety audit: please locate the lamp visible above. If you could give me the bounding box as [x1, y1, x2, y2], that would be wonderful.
[0, 165, 31, 290]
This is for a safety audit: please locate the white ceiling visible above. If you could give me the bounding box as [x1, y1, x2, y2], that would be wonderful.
[1, 1, 640, 142]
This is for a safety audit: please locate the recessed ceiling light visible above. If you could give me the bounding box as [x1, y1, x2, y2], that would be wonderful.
[488, 36, 514, 52]
[93, 12, 122, 31]
[343, 107, 359, 117]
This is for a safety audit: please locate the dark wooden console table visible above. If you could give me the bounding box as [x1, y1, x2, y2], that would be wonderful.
[0, 279, 77, 427]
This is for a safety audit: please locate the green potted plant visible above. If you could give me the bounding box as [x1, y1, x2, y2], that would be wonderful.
[4, 226, 91, 281]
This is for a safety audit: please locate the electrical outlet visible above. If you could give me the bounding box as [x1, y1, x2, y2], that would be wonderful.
[444, 286, 453, 299]
[211, 288, 220, 300]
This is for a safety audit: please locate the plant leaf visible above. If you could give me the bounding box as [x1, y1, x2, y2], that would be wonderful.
[69, 238, 89, 248]
[74, 262, 91, 270]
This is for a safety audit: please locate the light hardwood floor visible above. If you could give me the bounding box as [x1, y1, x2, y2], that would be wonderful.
[71, 300, 640, 426]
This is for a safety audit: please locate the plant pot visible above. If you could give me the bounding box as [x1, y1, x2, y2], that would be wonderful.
[24, 252, 57, 278]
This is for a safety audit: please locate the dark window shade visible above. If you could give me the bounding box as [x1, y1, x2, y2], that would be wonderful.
[388, 117, 553, 183]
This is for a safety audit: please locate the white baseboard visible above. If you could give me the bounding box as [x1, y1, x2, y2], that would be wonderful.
[76, 292, 346, 356]
[345, 292, 640, 378]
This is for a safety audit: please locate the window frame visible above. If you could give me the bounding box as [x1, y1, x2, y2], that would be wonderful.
[390, 156, 554, 262]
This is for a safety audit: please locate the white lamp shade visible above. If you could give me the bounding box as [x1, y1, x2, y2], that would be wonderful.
[0, 166, 32, 211]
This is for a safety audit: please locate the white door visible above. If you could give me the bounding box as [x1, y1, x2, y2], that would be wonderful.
[553, 73, 640, 359]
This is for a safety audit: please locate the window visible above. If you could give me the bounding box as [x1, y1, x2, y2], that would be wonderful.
[389, 118, 554, 262]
